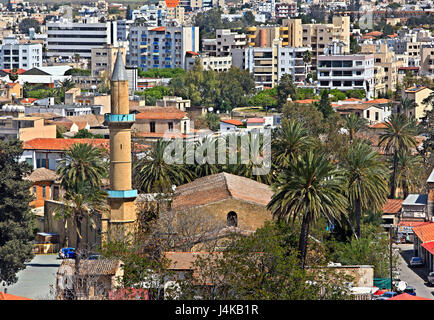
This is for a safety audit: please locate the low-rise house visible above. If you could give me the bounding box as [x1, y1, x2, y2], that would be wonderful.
[65, 88, 111, 114]
[246, 117, 265, 130]
[22, 138, 109, 170]
[412, 223, 434, 272]
[400, 86, 433, 120]
[56, 259, 124, 300]
[333, 103, 386, 124]
[381, 199, 403, 231]
[219, 119, 244, 132]
[0, 116, 56, 141]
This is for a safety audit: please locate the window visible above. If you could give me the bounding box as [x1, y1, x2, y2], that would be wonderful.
[42, 185, 46, 199]
[375, 112, 379, 121]
[150, 121, 156, 133]
[168, 122, 173, 130]
[227, 211, 238, 227]
[366, 110, 370, 118]
[32, 186, 37, 195]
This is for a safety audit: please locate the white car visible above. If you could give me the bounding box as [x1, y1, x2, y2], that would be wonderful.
[409, 257, 423, 267]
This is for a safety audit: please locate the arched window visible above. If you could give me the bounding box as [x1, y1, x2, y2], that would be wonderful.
[227, 211, 238, 227]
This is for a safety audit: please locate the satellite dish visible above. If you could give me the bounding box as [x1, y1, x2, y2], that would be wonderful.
[208, 107, 213, 112]
[397, 281, 407, 292]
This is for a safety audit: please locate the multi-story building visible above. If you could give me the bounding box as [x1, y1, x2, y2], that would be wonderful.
[202, 29, 247, 57]
[317, 42, 375, 99]
[360, 42, 402, 96]
[116, 19, 134, 42]
[420, 44, 434, 77]
[232, 40, 311, 88]
[0, 116, 56, 142]
[401, 86, 433, 120]
[0, 36, 42, 70]
[129, 25, 199, 70]
[185, 51, 232, 72]
[91, 44, 126, 77]
[46, 17, 118, 59]
[275, 2, 297, 19]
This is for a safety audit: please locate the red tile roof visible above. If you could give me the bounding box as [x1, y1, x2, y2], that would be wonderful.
[134, 132, 188, 138]
[421, 241, 434, 256]
[186, 51, 200, 56]
[363, 99, 390, 104]
[2, 68, 26, 74]
[382, 199, 403, 214]
[150, 26, 165, 32]
[20, 98, 38, 104]
[294, 99, 318, 104]
[220, 119, 243, 126]
[247, 118, 265, 123]
[370, 122, 388, 129]
[365, 31, 383, 37]
[413, 222, 434, 243]
[398, 221, 431, 228]
[23, 138, 109, 151]
[344, 98, 362, 102]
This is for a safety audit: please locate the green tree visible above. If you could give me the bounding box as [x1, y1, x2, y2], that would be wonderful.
[8, 69, 19, 83]
[0, 139, 35, 285]
[342, 142, 389, 238]
[379, 114, 418, 199]
[267, 151, 348, 268]
[316, 90, 334, 119]
[394, 150, 424, 199]
[344, 113, 368, 142]
[276, 74, 297, 108]
[56, 143, 108, 191]
[18, 18, 40, 34]
[73, 129, 103, 139]
[133, 140, 194, 193]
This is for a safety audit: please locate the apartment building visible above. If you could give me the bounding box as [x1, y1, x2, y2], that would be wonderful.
[202, 29, 247, 57]
[232, 40, 311, 88]
[129, 25, 199, 70]
[401, 86, 433, 120]
[46, 17, 118, 59]
[360, 43, 402, 96]
[0, 36, 42, 70]
[275, 2, 297, 19]
[317, 42, 375, 99]
[420, 44, 434, 77]
[91, 44, 126, 77]
[185, 52, 232, 72]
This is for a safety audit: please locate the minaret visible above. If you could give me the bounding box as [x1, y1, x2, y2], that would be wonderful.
[105, 49, 137, 235]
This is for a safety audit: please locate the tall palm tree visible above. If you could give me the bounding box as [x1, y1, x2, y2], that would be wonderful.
[398, 97, 417, 117]
[344, 113, 367, 142]
[191, 136, 222, 178]
[342, 142, 389, 238]
[378, 113, 417, 199]
[394, 150, 424, 199]
[272, 119, 316, 169]
[62, 181, 108, 299]
[57, 143, 108, 191]
[134, 139, 194, 193]
[267, 151, 348, 268]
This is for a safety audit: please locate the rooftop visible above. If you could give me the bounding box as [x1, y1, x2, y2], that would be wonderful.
[25, 168, 59, 182]
[402, 194, 428, 206]
[220, 119, 243, 126]
[57, 259, 123, 276]
[382, 199, 403, 214]
[413, 223, 434, 243]
[23, 138, 109, 151]
[135, 107, 187, 120]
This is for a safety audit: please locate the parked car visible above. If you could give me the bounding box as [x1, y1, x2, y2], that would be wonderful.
[428, 272, 434, 286]
[59, 247, 75, 259]
[88, 254, 101, 260]
[403, 285, 416, 296]
[409, 257, 423, 267]
[375, 291, 398, 300]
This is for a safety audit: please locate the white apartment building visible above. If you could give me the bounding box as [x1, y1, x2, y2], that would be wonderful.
[185, 52, 232, 72]
[129, 25, 199, 70]
[0, 36, 42, 70]
[317, 42, 375, 99]
[46, 17, 118, 59]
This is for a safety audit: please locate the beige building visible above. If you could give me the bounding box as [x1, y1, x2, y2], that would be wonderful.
[202, 29, 247, 57]
[360, 43, 403, 96]
[420, 45, 434, 77]
[0, 116, 56, 141]
[166, 6, 185, 24]
[402, 86, 433, 120]
[91, 45, 127, 78]
[65, 88, 111, 114]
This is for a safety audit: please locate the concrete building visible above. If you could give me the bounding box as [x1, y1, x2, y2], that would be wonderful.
[232, 40, 312, 88]
[202, 29, 247, 57]
[105, 50, 137, 236]
[91, 44, 126, 77]
[0, 36, 42, 70]
[317, 42, 375, 99]
[185, 52, 232, 72]
[275, 2, 297, 19]
[401, 86, 433, 120]
[0, 116, 56, 142]
[420, 44, 434, 77]
[129, 25, 199, 70]
[46, 17, 118, 59]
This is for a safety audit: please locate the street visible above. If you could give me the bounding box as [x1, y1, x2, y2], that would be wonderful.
[395, 244, 434, 299]
[0, 254, 60, 300]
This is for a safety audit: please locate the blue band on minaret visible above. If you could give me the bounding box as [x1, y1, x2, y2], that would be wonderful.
[106, 189, 138, 198]
[105, 113, 135, 123]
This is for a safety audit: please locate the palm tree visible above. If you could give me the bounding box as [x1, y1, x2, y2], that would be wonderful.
[192, 136, 222, 178]
[302, 50, 312, 82]
[342, 141, 389, 238]
[394, 150, 423, 199]
[62, 181, 108, 299]
[398, 97, 417, 117]
[134, 139, 194, 193]
[267, 151, 348, 268]
[272, 119, 316, 169]
[378, 114, 418, 199]
[344, 114, 367, 142]
[57, 143, 108, 191]
[58, 78, 75, 103]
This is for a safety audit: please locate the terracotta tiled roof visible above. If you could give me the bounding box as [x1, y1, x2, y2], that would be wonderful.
[220, 119, 243, 126]
[171, 172, 273, 210]
[382, 199, 403, 214]
[247, 118, 265, 123]
[150, 26, 165, 31]
[344, 98, 362, 102]
[369, 122, 388, 129]
[20, 98, 38, 104]
[363, 99, 390, 104]
[398, 221, 431, 228]
[23, 138, 109, 151]
[0, 292, 31, 300]
[335, 103, 371, 111]
[388, 293, 432, 300]
[57, 259, 123, 276]
[421, 241, 434, 256]
[67, 114, 104, 127]
[2, 68, 26, 74]
[26, 167, 59, 182]
[365, 31, 383, 37]
[186, 51, 200, 56]
[134, 132, 188, 138]
[294, 99, 318, 104]
[413, 222, 434, 243]
[135, 107, 187, 120]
